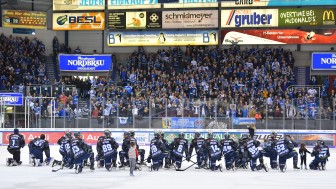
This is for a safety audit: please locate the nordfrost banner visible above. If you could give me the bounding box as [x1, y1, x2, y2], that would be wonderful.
[58, 54, 112, 72]
[162, 10, 218, 29]
[221, 29, 336, 45]
[221, 9, 278, 28]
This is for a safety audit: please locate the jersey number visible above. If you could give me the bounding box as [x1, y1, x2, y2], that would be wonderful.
[102, 144, 112, 153]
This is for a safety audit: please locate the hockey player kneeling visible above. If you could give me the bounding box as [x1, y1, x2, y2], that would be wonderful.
[72, 132, 95, 174]
[309, 140, 330, 170]
[28, 134, 51, 166]
[205, 132, 222, 171]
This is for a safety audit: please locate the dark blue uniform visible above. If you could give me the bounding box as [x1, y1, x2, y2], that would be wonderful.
[275, 135, 299, 171]
[309, 141, 330, 170]
[71, 136, 95, 173]
[261, 136, 278, 169]
[169, 133, 189, 169]
[119, 132, 131, 168]
[205, 135, 222, 171]
[28, 135, 51, 165]
[244, 138, 265, 171]
[189, 134, 207, 168]
[97, 135, 119, 170]
[220, 138, 238, 170]
[7, 129, 25, 165]
[147, 133, 167, 171]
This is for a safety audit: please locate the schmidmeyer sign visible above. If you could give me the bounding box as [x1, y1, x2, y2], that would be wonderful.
[163, 10, 218, 28]
[311, 52, 336, 70]
[221, 9, 278, 28]
[59, 54, 112, 72]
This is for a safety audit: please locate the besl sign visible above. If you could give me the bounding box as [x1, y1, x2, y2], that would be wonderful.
[53, 12, 105, 30]
[311, 52, 336, 70]
[58, 54, 112, 72]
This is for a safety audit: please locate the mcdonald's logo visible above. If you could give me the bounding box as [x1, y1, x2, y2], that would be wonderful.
[323, 10, 335, 25]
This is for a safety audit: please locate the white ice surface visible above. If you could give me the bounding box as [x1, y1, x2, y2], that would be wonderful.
[0, 145, 336, 189]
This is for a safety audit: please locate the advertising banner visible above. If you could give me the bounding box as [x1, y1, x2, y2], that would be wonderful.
[108, 0, 160, 9]
[2, 10, 47, 29]
[58, 54, 112, 72]
[53, 0, 105, 11]
[162, 117, 205, 129]
[221, 29, 336, 45]
[163, 0, 218, 8]
[311, 52, 336, 70]
[0, 93, 23, 106]
[53, 12, 105, 30]
[221, 0, 336, 7]
[279, 8, 336, 27]
[108, 11, 162, 29]
[2, 129, 336, 147]
[233, 118, 256, 126]
[162, 10, 218, 29]
[107, 30, 218, 46]
[221, 9, 278, 28]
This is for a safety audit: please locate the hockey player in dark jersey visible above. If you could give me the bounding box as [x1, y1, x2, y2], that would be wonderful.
[159, 130, 171, 168]
[147, 131, 167, 171]
[275, 134, 300, 172]
[169, 132, 189, 169]
[188, 132, 207, 169]
[96, 130, 119, 171]
[235, 135, 250, 169]
[71, 132, 95, 173]
[261, 132, 278, 169]
[220, 133, 238, 170]
[204, 132, 222, 171]
[241, 134, 268, 172]
[119, 132, 131, 168]
[28, 134, 51, 166]
[52, 131, 71, 167]
[309, 140, 330, 170]
[129, 130, 146, 165]
[7, 128, 25, 166]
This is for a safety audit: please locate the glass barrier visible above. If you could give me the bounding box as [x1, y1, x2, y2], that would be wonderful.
[1, 91, 335, 130]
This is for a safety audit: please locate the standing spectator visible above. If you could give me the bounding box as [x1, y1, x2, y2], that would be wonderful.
[247, 106, 256, 138]
[128, 142, 137, 176]
[299, 143, 311, 170]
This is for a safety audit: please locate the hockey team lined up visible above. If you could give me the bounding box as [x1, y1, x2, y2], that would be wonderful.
[6, 129, 330, 174]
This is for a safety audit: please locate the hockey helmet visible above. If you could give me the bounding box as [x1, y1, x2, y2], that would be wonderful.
[179, 132, 185, 139]
[154, 131, 160, 139]
[207, 132, 213, 139]
[129, 130, 135, 137]
[224, 132, 230, 139]
[73, 132, 81, 138]
[194, 132, 201, 138]
[104, 129, 111, 137]
[241, 134, 249, 140]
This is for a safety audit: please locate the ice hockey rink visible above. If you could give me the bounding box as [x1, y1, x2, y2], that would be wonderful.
[1, 146, 336, 189]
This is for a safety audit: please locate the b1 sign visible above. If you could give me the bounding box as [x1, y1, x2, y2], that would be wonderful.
[59, 54, 112, 72]
[311, 52, 336, 70]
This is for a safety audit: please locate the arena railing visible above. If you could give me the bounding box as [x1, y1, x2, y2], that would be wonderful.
[1, 95, 335, 130]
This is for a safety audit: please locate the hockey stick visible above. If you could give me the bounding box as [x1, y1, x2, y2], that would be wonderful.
[52, 166, 63, 172]
[176, 162, 197, 171]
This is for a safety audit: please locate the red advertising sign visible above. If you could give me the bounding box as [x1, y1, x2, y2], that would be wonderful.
[2, 131, 124, 145]
[221, 29, 336, 44]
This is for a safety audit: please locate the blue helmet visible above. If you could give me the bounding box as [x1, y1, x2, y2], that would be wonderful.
[104, 129, 111, 137]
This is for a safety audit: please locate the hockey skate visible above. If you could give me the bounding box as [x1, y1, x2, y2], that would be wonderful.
[75, 165, 83, 174]
[280, 164, 287, 173]
[263, 163, 269, 172]
[217, 164, 222, 172]
[6, 158, 14, 166]
[293, 165, 300, 170]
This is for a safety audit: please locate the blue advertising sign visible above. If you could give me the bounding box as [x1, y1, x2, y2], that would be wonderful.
[311, 52, 336, 70]
[170, 117, 204, 129]
[233, 118, 256, 126]
[58, 54, 112, 72]
[0, 93, 23, 106]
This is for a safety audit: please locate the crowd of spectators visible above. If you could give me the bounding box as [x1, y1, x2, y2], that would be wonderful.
[0, 33, 47, 91]
[1, 33, 335, 128]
